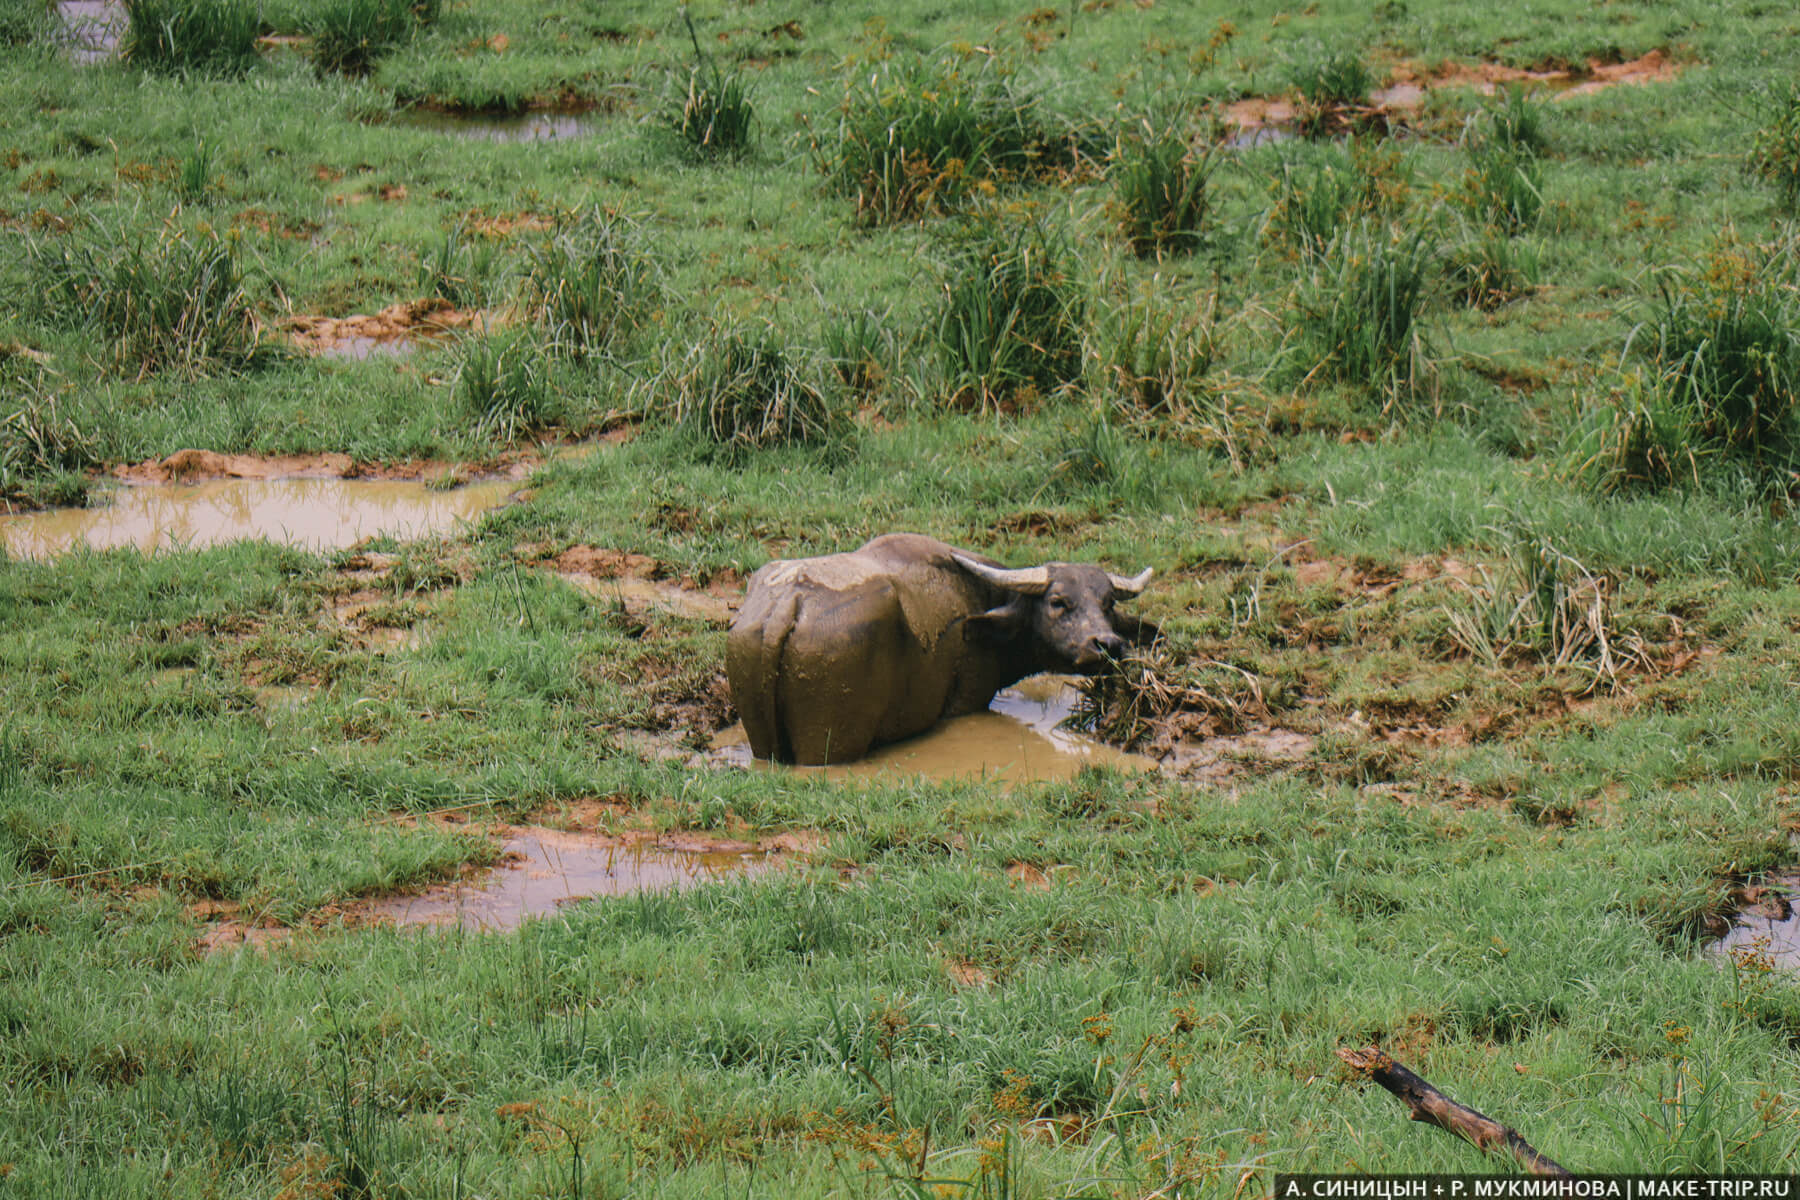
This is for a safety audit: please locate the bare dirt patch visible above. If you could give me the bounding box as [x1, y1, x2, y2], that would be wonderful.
[281, 298, 491, 358]
[1225, 50, 1682, 139]
[541, 544, 742, 623]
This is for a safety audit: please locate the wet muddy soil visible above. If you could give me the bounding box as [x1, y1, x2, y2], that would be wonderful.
[710, 674, 1159, 784]
[1224, 50, 1680, 141]
[0, 474, 519, 558]
[282, 299, 488, 358]
[1711, 871, 1800, 971]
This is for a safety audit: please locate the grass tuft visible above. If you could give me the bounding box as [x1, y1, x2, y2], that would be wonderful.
[121, 0, 260, 74]
[1290, 49, 1373, 138]
[301, 0, 434, 76]
[820, 306, 896, 397]
[26, 218, 265, 378]
[1286, 222, 1434, 397]
[1748, 82, 1800, 211]
[419, 220, 499, 309]
[1459, 143, 1544, 234]
[1642, 247, 1800, 455]
[1112, 125, 1211, 258]
[0, 371, 96, 510]
[521, 210, 662, 361]
[1446, 228, 1539, 310]
[454, 329, 554, 442]
[660, 323, 845, 462]
[817, 58, 1070, 224]
[936, 219, 1086, 410]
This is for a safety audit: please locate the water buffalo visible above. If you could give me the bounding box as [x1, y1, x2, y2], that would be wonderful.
[726, 533, 1154, 764]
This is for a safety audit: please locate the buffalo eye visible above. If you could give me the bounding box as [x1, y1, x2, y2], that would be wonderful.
[1046, 596, 1068, 614]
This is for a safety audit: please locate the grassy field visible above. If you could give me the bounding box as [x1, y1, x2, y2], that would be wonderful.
[7, 0, 1800, 1193]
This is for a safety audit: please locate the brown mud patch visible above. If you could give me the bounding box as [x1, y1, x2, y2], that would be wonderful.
[540, 544, 742, 624]
[1225, 50, 1681, 139]
[281, 298, 490, 359]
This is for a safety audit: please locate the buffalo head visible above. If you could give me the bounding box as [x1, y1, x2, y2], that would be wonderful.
[952, 554, 1155, 673]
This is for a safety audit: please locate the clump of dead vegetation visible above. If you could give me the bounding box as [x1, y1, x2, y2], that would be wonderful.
[1070, 638, 1272, 751]
[1437, 533, 1652, 694]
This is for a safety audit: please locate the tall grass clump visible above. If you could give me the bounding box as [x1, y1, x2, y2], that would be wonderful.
[1640, 251, 1800, 454]
[937, 219, 1086, 410]
[1287, 222, 1434, 396]
[26, 220, 263, 377]
[419, 220, 498, 309]
[302, 0, 436, 75]
[1460, 143, 1544, 234]
[661, 324, 844, 463]
[1446, 228, 1539, 310]
[1290, 49, 1373, 138]
[820, 306, 896, 396]
[670, 11, 753, 158]
[521, 210, 662, 360]
[818, 58, 1069, 224]
[0, 368, 96, 510]
[1748, 82, 1800, 212]
[1468, 84, 1548, 157]
[1570, 248, 1800, 492]
[454, 330, 554, 442]
[1265, 140, 1409, 260]
[121, 0, 260, 74]
[1112, 125, 1211, 257]
[0, 0, 52, 47]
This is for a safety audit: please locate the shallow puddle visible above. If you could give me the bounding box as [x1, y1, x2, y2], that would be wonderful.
[320, 335, 418, 361]
[711, 675, 1155, 784]
[364, 829, 773, 930]
[0, 476, 516, 559]
[1711, 871, 1800, 972]
[400, 109, 603, 143]
[61, 0, 123, 62]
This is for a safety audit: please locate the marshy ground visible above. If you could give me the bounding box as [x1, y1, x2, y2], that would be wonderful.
[6, 0, 1800, 1194]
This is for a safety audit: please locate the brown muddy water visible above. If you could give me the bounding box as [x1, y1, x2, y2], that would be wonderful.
[1711, 871, 1800, 972]
[60, 0, 122, 62]
[400, 109, 603, 143]
[364, 829, 773, 931]
[711, 674, 1156, 784]
[0, 476, 516, 559]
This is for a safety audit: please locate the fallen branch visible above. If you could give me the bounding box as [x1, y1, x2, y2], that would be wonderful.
[1336, 1047, 1570, 1177]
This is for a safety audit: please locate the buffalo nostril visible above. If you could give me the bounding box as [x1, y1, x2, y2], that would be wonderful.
[1091, 634, 1124, 660]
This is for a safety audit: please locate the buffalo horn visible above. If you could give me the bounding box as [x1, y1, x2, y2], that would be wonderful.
[1108, 567, 1154, 596]
[951, 554, 1049, 595]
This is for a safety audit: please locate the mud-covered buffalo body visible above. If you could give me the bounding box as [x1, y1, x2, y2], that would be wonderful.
[726, 533, 1153, 764]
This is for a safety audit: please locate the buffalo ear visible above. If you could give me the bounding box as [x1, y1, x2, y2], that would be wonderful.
[964, 601, 1027, 644]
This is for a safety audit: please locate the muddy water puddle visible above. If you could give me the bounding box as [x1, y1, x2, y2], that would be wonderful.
[711, 675, 1155, 784]
[1711, 871, 1800, 972]
[0, 476, 516, 559]
[400, 109, 604, 143]
[364, 829, 775, 931]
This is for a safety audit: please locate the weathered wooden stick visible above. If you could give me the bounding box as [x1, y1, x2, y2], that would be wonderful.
[1336, 1046, 1571, 1178]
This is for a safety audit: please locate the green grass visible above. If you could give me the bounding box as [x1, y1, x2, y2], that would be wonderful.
[121, 0, 260, 75]
[937, 218, 1087, 410]
[299, 0, 430, 76]
[1112, 127, 1211, 257]
[24, 218, 267, 378]
[8, 0, 1800, 1191]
